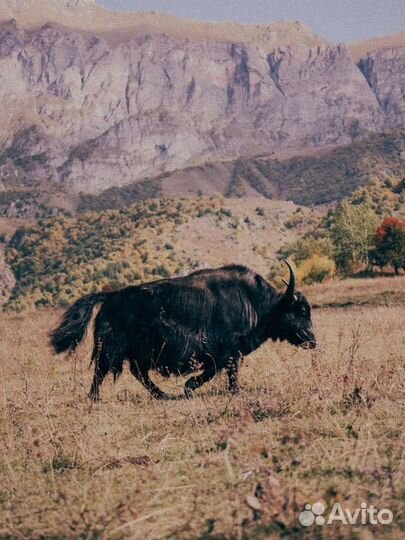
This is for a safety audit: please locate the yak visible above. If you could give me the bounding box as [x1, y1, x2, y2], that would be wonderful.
[50, 260, 316, 401]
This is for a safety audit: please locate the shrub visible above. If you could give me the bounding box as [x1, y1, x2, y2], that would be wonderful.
[278, 237, 333, 266]
[297, 255, 336, 284]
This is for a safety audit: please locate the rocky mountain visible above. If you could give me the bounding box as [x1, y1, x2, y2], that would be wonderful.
[358, 47, 405, 128]
[0, 0, 404, 197]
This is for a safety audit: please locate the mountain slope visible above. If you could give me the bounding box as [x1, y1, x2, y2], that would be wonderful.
[76, 130, 405, 210]
[2, 129, 403, 218]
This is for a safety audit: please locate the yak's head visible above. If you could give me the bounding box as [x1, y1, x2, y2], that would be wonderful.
[276, 260, 316, 349]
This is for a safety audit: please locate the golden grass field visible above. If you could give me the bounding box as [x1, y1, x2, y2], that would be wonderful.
[0, 278, 404, 540]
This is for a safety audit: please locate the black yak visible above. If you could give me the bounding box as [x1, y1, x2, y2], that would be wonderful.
[50, 260, 316, 400]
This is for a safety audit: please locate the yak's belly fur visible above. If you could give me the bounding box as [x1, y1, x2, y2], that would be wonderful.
[133, 322, 229, 377]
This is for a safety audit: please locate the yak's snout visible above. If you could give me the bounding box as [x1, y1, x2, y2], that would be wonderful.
[295, 327, 317, 349]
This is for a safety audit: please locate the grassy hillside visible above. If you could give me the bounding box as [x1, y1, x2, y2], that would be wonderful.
[302, 275, 405, 308]
[241, 130, 405, 206]
[5, 196, 316, 311]
[0, 303, 403, 539]
[348, 32, 405, 62]
[77, 177, 163, 213]
[78, 130, 405, 212]
[5, 181, 404, 312]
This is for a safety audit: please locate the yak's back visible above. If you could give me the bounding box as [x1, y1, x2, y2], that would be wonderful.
[137, 265, 274, 334]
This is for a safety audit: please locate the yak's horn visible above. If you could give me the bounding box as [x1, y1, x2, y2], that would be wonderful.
[282, 259, 295, 301]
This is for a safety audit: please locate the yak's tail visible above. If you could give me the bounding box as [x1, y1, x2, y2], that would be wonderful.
[50, 293, 108, 354]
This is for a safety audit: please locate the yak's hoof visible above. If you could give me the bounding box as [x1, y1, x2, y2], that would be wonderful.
[184, 379, 199, 398]
[89, 393, 101, 402]
[184, 387, 195, 399]
[153, 392, 171, 400]
[229, 386, 240, 395]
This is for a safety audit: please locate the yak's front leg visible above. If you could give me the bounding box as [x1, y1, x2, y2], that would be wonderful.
[225, 354, 242, 394]
[129, 361, 171, 400]
[184, 365, 218, 397]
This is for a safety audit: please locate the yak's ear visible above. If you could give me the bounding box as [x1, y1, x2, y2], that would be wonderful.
[282, 259, 296, 303]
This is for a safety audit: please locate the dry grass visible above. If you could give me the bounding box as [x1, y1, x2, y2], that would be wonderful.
[0, 1, 325, 49]
[347, 32, 405, 62]
[302, 275, 405, 308]
[0, 300, 404, 539]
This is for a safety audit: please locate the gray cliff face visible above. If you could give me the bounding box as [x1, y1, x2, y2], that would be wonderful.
[0, 19, 402, 193]
[358, 47, 405, 129]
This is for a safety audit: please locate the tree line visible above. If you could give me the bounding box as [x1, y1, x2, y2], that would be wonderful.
[278, 177, 405, 284]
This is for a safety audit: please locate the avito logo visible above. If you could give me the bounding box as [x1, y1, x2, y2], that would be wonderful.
[299, 501, 393, 526]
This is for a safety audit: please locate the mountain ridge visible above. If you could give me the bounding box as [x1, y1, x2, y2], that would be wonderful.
[0, 0, 326, 48]
[348, 32, 405, 61]
[0, 1, 403, 199]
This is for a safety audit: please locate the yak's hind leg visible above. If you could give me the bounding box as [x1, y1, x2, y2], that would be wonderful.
[129, 360, 171, 400]
[89, 346, 110, 401]
[89, 321, 126, 401]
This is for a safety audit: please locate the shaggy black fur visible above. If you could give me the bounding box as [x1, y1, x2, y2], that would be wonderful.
[50, 263, 316, 400]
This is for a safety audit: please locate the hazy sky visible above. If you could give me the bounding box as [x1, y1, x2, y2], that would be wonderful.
[97, 0, 404, 43]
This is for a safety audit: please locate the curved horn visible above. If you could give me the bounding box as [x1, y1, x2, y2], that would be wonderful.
[282, 259, 295, 301]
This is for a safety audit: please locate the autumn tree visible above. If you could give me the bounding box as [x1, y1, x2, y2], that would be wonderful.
[371, 217, 405, 274]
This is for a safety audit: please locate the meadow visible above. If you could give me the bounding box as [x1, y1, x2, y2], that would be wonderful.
[0, 279, 404, 539]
